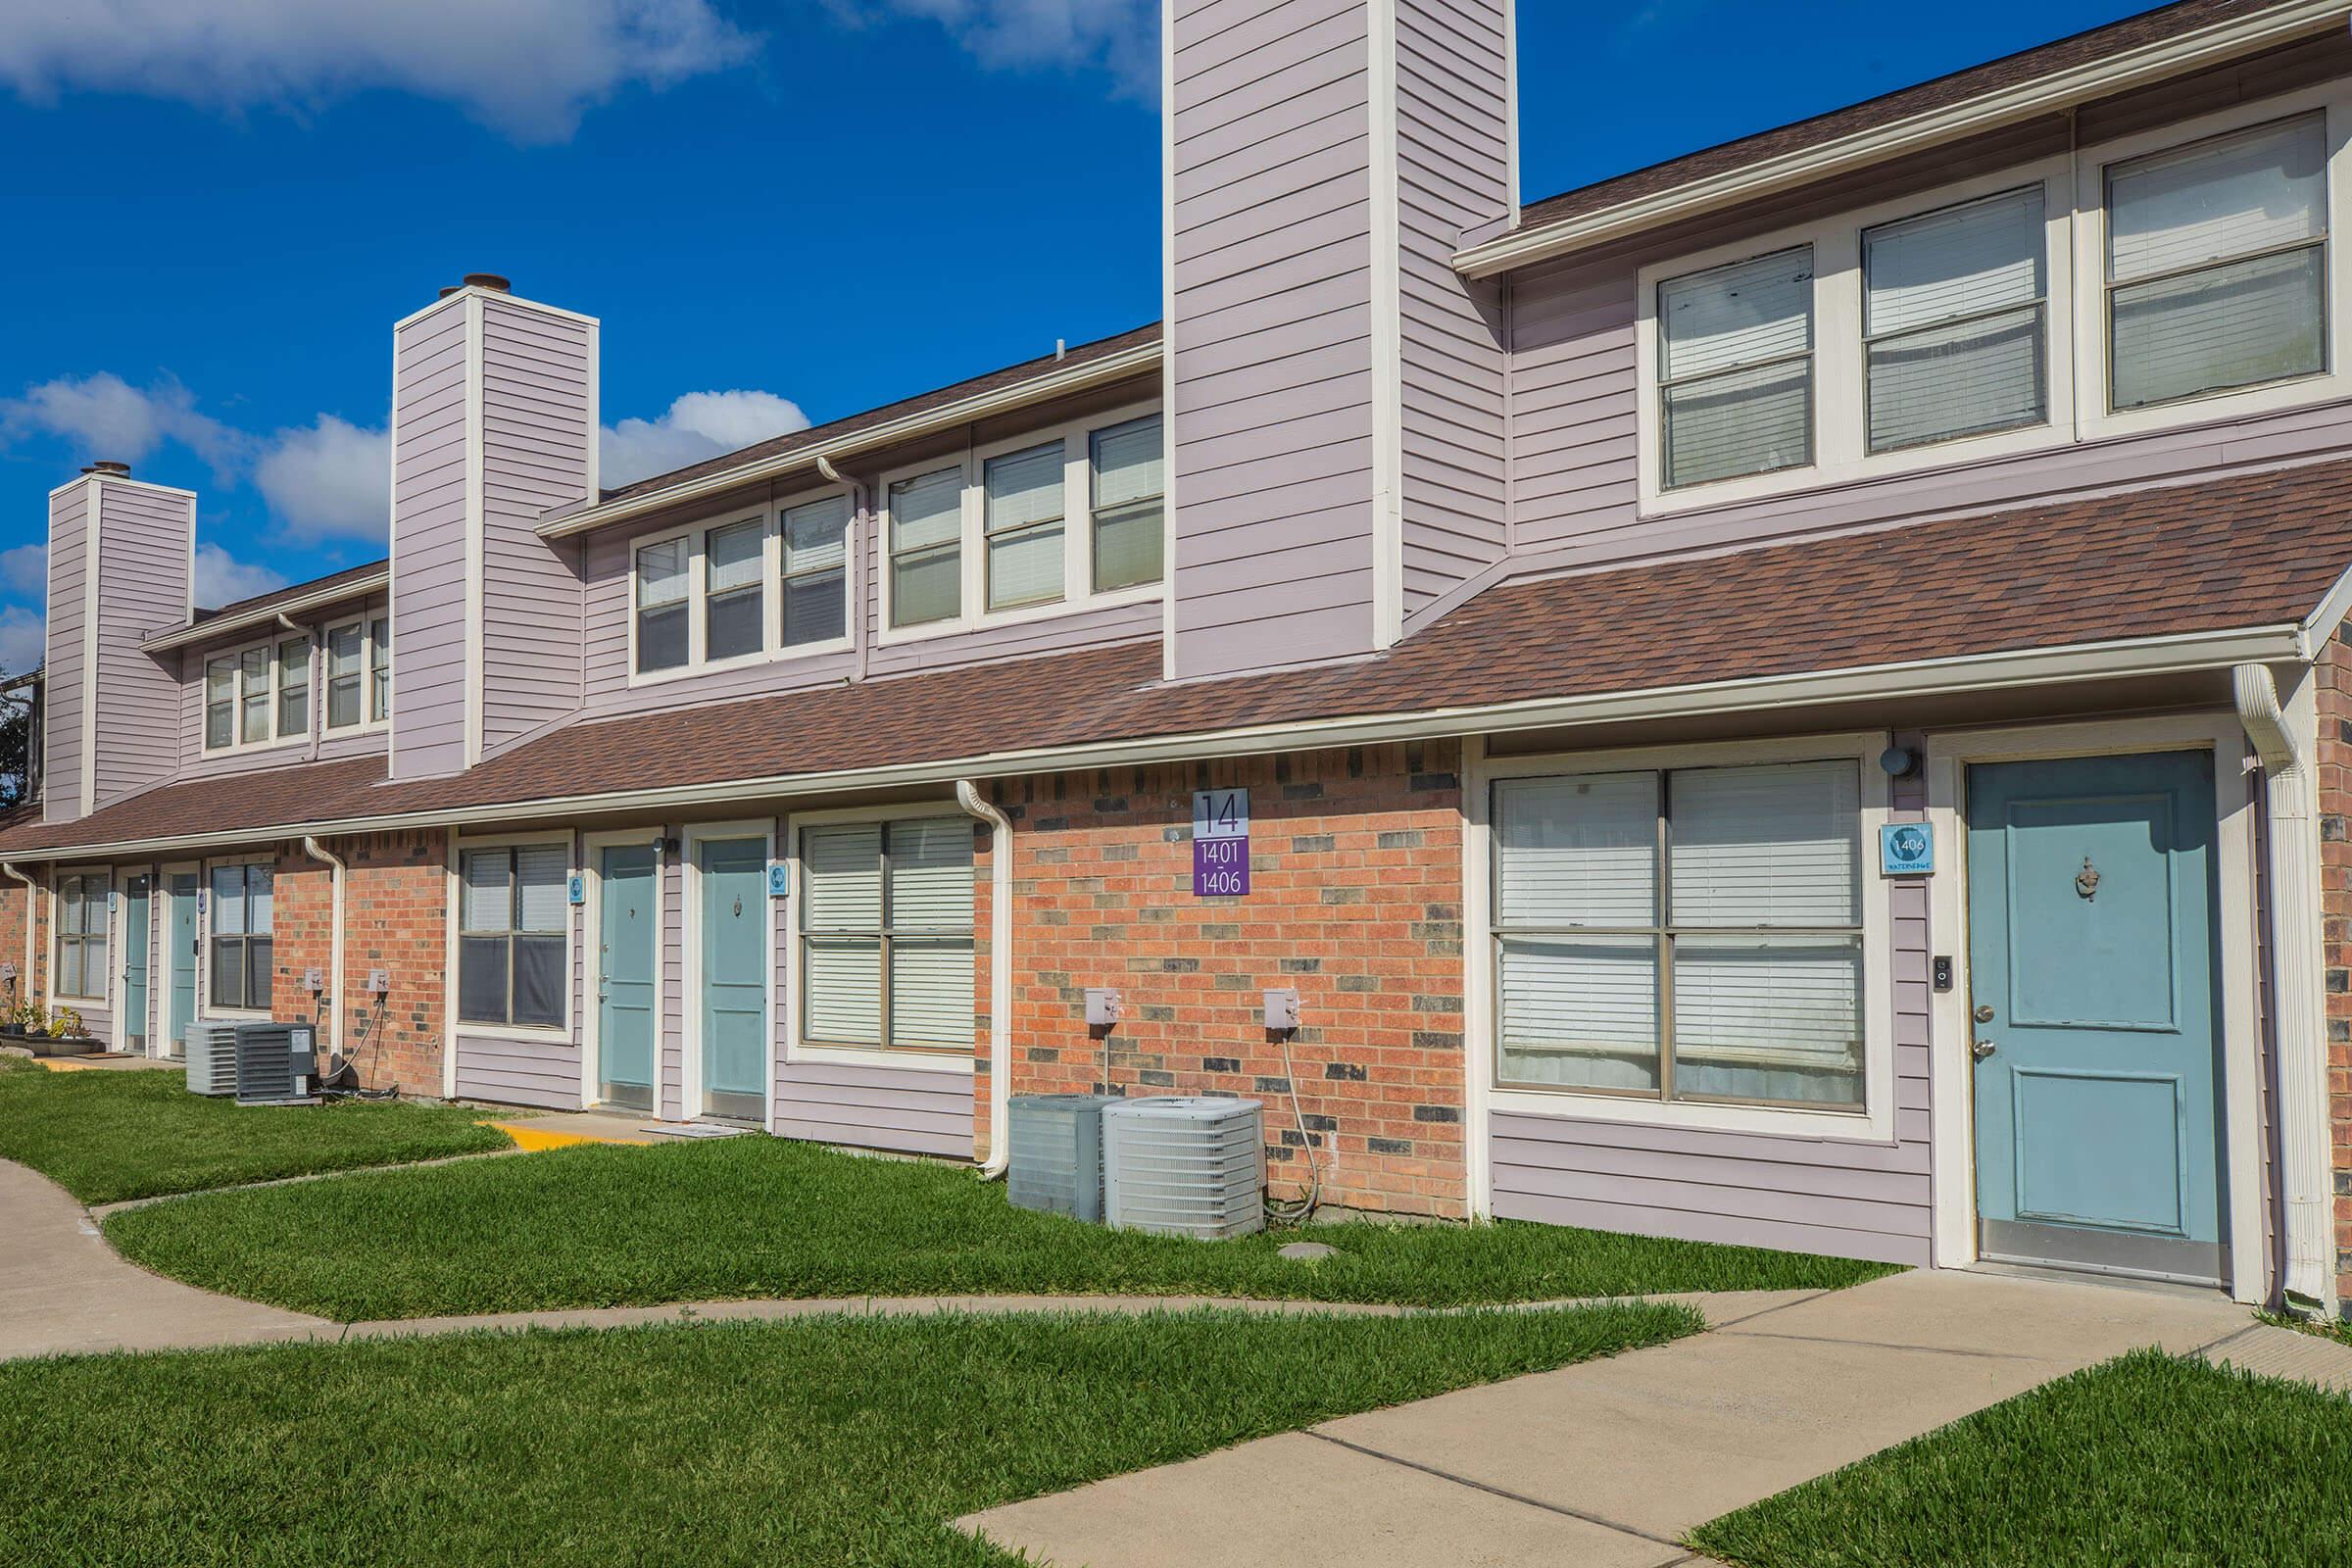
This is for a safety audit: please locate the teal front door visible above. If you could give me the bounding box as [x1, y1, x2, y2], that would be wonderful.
[120, 875, 151, 1054]
[597, 845, 659, 1110]
[166, 872, 198, 1055]
[698, 837, 768, 1122]
[1967, 751, 2227, 1285]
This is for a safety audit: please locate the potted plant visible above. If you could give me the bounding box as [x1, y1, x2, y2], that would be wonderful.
[30, 1006, 98, 1057]
[1, 1002, 40, 1040]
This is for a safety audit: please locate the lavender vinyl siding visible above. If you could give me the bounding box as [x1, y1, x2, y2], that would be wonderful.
[90, 484, 191, 809]
[42, 484, 87, 824]
[477, 295, 591, 754]
[452, 1035, 581, 1108]
[1395, 0, 1509, 622]
[174, 594, 392, 780]
[1169, 0, 1380, 677]
[389, 299, 472, 779]
[1487, 760, 1936, 1266]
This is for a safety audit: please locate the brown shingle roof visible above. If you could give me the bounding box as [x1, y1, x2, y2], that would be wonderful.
[193, 558, 388, 624]
[1511, 0, 2289, 236]
[11, 455, 2350, 857]
[595, 323, 1163, 506]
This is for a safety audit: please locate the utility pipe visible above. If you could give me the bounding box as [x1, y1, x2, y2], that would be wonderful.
[2232, 662, 2331, 1307]
[955, 779, 1014, 1179]
[301, 835, 348, 1068]
[1, 861, 35, 1009]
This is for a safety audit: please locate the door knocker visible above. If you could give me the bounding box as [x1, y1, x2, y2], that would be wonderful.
[2075, 856, 2100, 901]
[732, 895, 744, 918]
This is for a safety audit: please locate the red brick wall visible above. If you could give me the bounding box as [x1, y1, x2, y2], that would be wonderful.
[992, 742, 1467, 1217]
[269, 831, 448, 1096]
[2318, 632, 2352, 1304]
[0, 870, 38, 1019]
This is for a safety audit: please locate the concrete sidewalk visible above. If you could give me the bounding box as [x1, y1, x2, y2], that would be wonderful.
[0, 1159, 330, 1359]
[959, 1269, 2256, 1568]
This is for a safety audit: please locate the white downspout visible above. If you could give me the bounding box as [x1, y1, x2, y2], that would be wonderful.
[2, 862, 36, 1010]
[2232, 662, 2331, 1307]
[956, 779, 1013, 1179]
[302, 835, 348, 1066]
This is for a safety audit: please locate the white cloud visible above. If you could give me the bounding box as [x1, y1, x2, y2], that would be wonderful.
[601, 388, 811, 488]
[0, 0, 758, 144]
[851, 0, 1156, 100]
[0, 606, 40, 676]
[0, 372, 246, 479]
[0, 544, 43, 602]
[254, 415, 389, 546]
[194, 544, 287, 607]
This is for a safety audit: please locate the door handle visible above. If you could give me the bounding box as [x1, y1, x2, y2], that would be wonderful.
[1972, 1040, 1997, 1060]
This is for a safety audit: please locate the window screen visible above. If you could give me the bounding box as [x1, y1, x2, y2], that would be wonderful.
[1657, 248, 1813, 488]
[1864, 186, 2047, 452]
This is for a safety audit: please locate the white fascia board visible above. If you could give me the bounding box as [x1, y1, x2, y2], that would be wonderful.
[540, 342, 1163, 541]
[1453, 0, 2347, 279]
[141, 569, 392, 653]
[13, 619, 2303, 862]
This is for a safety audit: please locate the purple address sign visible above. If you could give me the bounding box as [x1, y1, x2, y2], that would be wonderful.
[1192, 787, 1250, 897]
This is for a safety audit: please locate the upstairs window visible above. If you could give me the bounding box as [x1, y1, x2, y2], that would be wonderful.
[204, 659, 233, 750]
[634, 536, 690, 673]
[1864, 186, 2047, 452]
[704, 516, 765, 662]
[369, 615, 392, 722]
[2107, 115, 2328, 411]
[54, 872, 107, 1002]
[208, 862, 272, 1010]
[984, 440, 1066, 611]
[458, 842, 567, 1031]
[323, 616, 390, 731]
[889, 468, 963, 628]
[1090, 414, 1164, 593]
[800, 816, 973, 1053]
[1657, 247, 1814, 488]
[781, 494, 851, 649]
[275, 638, 310, 737]
[203, 636, 308, 753]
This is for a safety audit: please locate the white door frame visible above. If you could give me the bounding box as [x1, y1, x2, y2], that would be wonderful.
[1924, 711, 2265, 1303]
[679, 818, 777, 1129]
[582, 827, 666, 1113]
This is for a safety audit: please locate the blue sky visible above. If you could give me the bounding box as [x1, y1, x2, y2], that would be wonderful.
[0, 0, 2154, 672]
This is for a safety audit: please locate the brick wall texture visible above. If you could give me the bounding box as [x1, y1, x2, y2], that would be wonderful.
[268, 830, 449, 1096]
[2318, 632, 2352, 1305]
[990, 741, 1468, 1217]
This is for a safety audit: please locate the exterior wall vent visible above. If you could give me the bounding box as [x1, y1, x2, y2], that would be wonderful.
[1102, 1097, 1266, 1240]
[1006, 1093, 1114, 1222]
[182, 1020, 240, 1096]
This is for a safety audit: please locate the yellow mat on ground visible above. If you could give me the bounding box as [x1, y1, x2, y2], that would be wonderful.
[481, 1120, 646, 1152]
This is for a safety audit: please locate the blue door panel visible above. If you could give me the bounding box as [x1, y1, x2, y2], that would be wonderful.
[700, 837, 767, 1112]
[598, 845, 659, 1102]
[168, 873, 198, 1053]
[121, 877, 151, 1054]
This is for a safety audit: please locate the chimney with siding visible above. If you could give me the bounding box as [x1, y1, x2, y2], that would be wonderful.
[1165, 0, 1514, 680]
[387, 273, 598, 778]
[42, 463, 194, 823]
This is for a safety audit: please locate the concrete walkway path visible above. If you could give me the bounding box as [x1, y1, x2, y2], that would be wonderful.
[959, 1268, 2257, 1568]
[0, 1159, 330, 1359]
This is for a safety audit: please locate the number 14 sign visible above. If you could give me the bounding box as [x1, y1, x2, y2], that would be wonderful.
[1193, 788, 1250, 898]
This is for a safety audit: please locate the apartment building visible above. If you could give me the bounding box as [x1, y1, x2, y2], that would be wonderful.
[7, 0, 2352, 1314]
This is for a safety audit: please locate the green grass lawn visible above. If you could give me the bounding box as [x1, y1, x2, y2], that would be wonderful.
[0, 1301, 1695, 1567]
[106, 1133, 1897, 1320]
[0, 1054, 513, 1204]
[1690, 1349, 2352, 1568]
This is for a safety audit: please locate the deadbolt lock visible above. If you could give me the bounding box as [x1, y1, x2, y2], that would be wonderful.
[1972, 1004, 1995, 1024]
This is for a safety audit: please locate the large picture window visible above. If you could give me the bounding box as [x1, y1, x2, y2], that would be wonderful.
[458, 843, 568, 1030]
[208, 862, 273, 1010]
[1494, 760, 1863, 1108]
[54, 872, 108, 1002]
[799, 816, 973, 1052]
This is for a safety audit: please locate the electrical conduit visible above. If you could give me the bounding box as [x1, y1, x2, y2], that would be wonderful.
[956, 780, 1013, 1178]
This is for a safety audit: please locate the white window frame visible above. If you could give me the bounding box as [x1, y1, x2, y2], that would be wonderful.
[449, 830, 575, 1044]
[876, 398, 1166, 647]
[318, 613, 390, 735]
[624, 483, 855, 688]
[198, 631, 314, 756]
[49, 864, 111, 1005]
[580, 826, 666, 1112]
[1635, 79, 2352, 514]
[781, 800, 976, 1076]
[681, 817, 779, 1127]
[200, 854, 276, 1019]
[1469, 731, 1895, 1143]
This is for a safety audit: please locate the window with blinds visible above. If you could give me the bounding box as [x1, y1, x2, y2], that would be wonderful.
[704, 516, 765, 662]
[985, 441, 1066, 612]
[1090, 415, 1164, 593]
[326, 620, 366, 729]
[458, 843, 568, 1030]
[635, 536, 690, 673]
[54, 872, 108, 1002]
[1657, 247, 1814, 489]
[203, 636, 307, 753]
[781, 494, 850, 648]
[208, 862, 273, 1010]
[889, 467, 964, 628]
[2108, 115, 2328, 411]
[799, 816, 974, 1052]
[368, 615, 392, 722]
[1494, 760, 1864, 1108]
[275, 637, 310, 738]
[1864, 186, 2047, 452]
